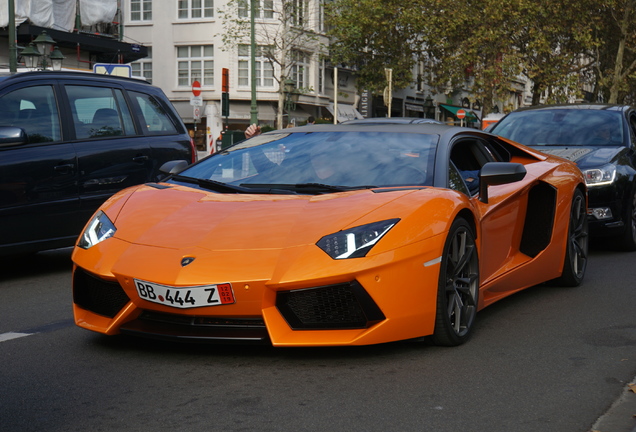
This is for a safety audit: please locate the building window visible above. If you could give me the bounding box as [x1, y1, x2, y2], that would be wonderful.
[290, 50, 309, 89]
[238, 0, 274, 19]
[131, 0, 152, 21]
[131, 47, 153, 83]
[318, 58, 325, 94]
[177, 45, 214, 86]
[238, 45, 274, 88]
[178, 0, 213, 19]
[290, 0, 306, 27]
[318, 0, 326, 32]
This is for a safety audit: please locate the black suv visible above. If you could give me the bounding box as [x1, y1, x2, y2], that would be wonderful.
[0, 71, 196, 256]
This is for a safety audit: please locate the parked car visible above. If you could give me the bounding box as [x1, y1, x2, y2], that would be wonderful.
[0, 71, 196, 256]
[489, 104, 636, 250]
[72, 123, 587, 347]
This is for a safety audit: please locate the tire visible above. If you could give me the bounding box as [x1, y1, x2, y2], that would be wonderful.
[431, 218, 479, 346]
[618, 186, 636, 251]
[554, 188, 588, 287]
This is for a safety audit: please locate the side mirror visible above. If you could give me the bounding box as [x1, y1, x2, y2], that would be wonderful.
[479, 162, 526, 203]
[159, 160, 189, 175]
[0, 126, 28, 147]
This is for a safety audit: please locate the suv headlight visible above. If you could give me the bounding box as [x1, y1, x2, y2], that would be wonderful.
[583, 164, 616, 187]
[78, 211, 116, 249]
[316, 219, 400, 259]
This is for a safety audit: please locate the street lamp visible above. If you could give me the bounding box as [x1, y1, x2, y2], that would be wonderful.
[20, 31, 65, 71]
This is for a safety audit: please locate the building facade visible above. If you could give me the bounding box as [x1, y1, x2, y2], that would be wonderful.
[124, 0, 362, 152]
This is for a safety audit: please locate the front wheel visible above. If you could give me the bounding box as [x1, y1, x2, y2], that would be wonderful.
[431, 218, 479, 346]
[618, 186, 636, 251]
[554, 188, 588, 287]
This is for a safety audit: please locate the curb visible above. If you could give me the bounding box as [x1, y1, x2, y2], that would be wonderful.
[591, 380, 636, 432]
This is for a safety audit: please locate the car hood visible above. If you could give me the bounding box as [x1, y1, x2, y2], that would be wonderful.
[108, 184, 428, 251]
[530, 145, 624, 169]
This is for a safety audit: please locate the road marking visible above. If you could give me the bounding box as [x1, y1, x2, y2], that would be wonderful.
[0, 332, 32, 342]
[0, 319, 75, 343]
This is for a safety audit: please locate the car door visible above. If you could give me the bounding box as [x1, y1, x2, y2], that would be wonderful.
[447, 136, 534, 287]
[0, 82, 80, 253]
[61, 82, 153, 223]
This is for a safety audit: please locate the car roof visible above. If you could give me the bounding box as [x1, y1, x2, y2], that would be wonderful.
[510, 103, 631, 113]
[262, 122, 478, 137]
[341, 117, 443, 125]
[0, 70, 152, 86]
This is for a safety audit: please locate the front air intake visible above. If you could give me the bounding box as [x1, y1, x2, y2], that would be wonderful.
[73, 268, 130, 318]
[276, 281, 385, 330]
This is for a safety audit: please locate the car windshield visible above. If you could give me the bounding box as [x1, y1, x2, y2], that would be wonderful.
[493, 109, 624, 146]
[176, 131, 438, 194]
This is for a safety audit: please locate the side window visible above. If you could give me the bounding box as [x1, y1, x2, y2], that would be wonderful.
[0, 85, 61, 143]
[449, 139, 494, 196]
[65, 85, 136, 139]
[129, 91, 178, 135]
[449, 161, 470, 195]
[629, 113, 636, 142]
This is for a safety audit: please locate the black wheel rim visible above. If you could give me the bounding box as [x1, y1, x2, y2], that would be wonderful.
[444, 227, 479, 337]
[569, 192, 588, 278]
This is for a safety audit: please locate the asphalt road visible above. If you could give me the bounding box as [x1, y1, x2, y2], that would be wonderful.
[1, 246, 635, 432]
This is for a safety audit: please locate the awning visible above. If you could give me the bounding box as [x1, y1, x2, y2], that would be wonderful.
[326, 103, 364, 123]
[440, 104, 478, 120]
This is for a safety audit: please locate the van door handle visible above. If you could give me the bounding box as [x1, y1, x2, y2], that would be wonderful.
[132, 155, 149, 163]
[54, 163, 75, 174]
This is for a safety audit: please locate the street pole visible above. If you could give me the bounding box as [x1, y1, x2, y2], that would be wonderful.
[333, 67, 338, 124]
[249, 0, 258, 125]
[8, 0, 17, 72]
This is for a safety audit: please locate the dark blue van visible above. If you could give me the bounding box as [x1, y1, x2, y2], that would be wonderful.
[0, 71, 196, 256]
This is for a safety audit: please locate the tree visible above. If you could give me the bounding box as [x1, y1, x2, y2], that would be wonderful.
[218, 0, 323, 128]
[326, 0, 423, 93]
[595, 0, 636, 103]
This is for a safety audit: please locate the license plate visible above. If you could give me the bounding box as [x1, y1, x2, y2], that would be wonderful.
[134, 279, 235, 309]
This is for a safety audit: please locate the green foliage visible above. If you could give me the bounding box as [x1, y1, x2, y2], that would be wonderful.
[326, 0, 636, 107]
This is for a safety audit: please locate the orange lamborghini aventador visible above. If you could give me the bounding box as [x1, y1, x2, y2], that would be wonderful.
[72, 123, 588, 347]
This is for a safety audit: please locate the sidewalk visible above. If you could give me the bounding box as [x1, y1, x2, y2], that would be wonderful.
[591, 379, 636, 432]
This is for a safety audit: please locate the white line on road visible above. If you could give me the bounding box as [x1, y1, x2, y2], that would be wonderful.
[0, 332, 32, 343]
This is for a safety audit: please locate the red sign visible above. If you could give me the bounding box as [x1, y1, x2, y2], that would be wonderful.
[192, 80, 201, 97]
[456, 109, 466, 119]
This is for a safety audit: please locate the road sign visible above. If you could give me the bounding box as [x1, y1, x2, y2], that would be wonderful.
[190, 95, 203, 106]
[193, 107, 201, 120]
[93, 64, 132, 77]
[192, 80, 201, 96]
[456, 109, 466, 119]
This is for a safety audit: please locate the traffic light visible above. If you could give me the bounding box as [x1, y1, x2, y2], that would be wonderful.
[222, 68, 229, 93]
[222, 92, 229, 117]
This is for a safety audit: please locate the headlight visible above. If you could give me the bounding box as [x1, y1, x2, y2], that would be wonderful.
[78, 211, 116, 249]
[316, 219, 400, 259]
[583, 164, 616, 186]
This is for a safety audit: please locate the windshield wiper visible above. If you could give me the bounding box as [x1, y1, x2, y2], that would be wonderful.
[239, 183, 377, 194]
[171, 175, 253, 194]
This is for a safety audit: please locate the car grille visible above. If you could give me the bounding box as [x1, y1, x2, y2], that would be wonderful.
[73, 268, 130, 318]
[119, 312, 270, 344]
[276, 281, 385, 330]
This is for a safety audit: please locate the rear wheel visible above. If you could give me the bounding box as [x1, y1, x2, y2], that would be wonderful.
[554, 188, 588, 286]
[431, 218, 479, 346]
